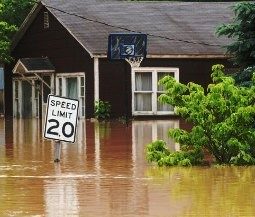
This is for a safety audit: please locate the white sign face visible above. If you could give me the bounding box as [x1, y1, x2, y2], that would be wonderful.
[44, 95, 79, 143]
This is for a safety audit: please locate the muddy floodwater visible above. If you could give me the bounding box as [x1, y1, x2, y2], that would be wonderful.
[0, 118, 255, 217]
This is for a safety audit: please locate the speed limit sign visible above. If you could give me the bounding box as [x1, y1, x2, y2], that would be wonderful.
[44, 95, 79, 143]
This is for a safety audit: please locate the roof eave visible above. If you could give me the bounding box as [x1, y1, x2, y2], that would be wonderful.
[147, 54, 230, 59]
[93, 54, 230, 59]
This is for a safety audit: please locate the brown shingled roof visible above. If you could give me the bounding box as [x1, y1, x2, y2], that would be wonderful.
[15, 0, 235, 57]
[20, 57, 55, 72]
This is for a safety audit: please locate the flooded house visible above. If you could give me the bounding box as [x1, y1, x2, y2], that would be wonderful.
[4, 0, 234, 119]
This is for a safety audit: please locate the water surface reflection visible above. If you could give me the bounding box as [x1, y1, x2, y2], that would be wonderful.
[0, 119, 254, 216]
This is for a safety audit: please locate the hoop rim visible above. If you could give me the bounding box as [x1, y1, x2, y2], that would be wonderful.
[125, 57, 144, 68]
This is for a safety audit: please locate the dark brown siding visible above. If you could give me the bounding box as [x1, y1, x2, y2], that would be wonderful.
[5, 7, 94, 118]
[142, 58, 232, 87]
[99, 59, 132, 118]
[99, 58, 232, 118]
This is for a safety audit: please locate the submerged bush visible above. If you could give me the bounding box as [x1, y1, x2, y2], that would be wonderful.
[94, 100, 111, 120]
[147, 65, 255, 166]
[147, 140, 203, 166]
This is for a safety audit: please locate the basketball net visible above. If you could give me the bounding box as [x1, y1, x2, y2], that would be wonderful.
[125, 57, 144, 68]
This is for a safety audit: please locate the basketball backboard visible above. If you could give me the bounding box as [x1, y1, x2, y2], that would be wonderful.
[108, 33, 147, 60]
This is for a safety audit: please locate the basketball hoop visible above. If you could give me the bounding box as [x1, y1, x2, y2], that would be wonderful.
[107, 33, 147, 122]
[108, 33, 147, 63]
[125, 57, 144, 68]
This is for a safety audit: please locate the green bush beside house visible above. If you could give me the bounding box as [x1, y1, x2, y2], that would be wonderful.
[147, 65, 255, 166]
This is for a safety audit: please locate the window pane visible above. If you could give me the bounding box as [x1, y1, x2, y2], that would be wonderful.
[15, 81, 19, 98]
[80, 86, 85, 97]
[81, 98, 85, 116]
[35, 80, 40, 98]
[135, 72, 152, 91]
[158, 72, 174, 91]
[58, 77, 62, 96]
[81, 77, 85, 87]
[135, 93, 152, 111]
[157, 93, 174, 111]
[66, 78, 78, 99]
[81, 97, 85, 106]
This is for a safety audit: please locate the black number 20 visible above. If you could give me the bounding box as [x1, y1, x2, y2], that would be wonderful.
[47, 119, 75, 138]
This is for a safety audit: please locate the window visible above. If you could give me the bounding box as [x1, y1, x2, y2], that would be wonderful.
[132, 67, 179, 115]
[56, 73, 85, 118]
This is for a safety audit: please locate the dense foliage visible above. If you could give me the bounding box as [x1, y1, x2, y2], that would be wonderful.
[147, 65, 255, 166]
[233, 66, 255, 87]
[0, 0, 35, 63]
[216, 2, 255, 86]
[216, 2, 255, 68]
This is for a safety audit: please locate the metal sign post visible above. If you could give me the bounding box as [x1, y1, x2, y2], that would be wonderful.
[54, 140, 62, 162]
[44, 95, 79, 163]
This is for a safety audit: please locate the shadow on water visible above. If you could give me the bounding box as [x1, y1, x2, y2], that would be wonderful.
[0, 118, 255, 216]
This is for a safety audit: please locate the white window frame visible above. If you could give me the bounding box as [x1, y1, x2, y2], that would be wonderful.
[56, 72, 85, 118]
[13, 77, 42, 118]
[131, 67, 179, 116]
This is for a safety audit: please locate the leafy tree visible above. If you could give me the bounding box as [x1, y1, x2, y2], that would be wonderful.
[0, 0, 35, 63]
[147, 64, 255, 166]
[216, 2, 255, 68]
[216, 2, 255, 86]
[233, 66, 255, 87]
[0, 21, 16, 63]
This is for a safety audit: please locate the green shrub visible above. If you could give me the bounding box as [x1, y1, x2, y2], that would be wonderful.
[147, 64, 255, 166]
[94, 100, 111, 120]
[146, 140, 203, 166]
